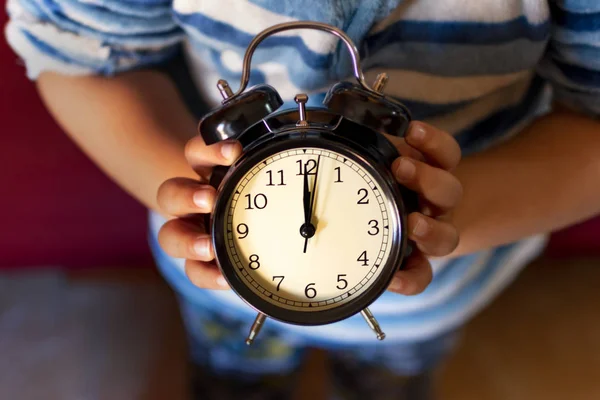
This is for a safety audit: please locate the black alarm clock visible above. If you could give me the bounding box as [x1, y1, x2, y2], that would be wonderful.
[199, 21, 418, 345]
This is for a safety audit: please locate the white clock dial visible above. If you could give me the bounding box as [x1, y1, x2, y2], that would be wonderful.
[224, 147, 397, 312]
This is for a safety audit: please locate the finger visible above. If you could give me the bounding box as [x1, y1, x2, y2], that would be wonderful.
[185, 259, 229, 290]
[384, 134, 425, 162]
[407, 212, 460, 257]
[157, 177, 216, 217]
[157, 218, 214, 262]
[387, 251, 433, 295]
[185, 137, 242, 172]
[392, 157, 463, 212]
[405, 122, 461, 170]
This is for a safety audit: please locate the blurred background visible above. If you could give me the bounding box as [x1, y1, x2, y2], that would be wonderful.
[1, 5, 600, 400]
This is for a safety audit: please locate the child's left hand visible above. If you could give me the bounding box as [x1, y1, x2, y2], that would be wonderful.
[383, 121, 462, 295]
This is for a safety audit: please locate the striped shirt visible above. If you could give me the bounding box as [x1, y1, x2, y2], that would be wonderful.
[5, 0, 599, 345]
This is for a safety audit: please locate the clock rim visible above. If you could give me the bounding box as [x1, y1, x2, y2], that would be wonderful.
[210, 130, 410, 326]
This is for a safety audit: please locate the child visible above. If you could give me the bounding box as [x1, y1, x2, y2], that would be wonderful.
[6, 0, 600, 399]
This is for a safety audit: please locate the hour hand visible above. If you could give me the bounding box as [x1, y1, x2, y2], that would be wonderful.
[303, 168, 311, 226]
[300, 161, 316, 252]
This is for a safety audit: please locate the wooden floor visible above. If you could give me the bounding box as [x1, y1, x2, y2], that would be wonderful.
[2, 257, 599, 399]
[436, 257, 600, 400]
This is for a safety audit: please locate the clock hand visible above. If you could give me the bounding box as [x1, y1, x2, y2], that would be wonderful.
[303, 166, 311, 227]
[309, 155, 321, 223]
[301, 164, 314, 253]
[303, 155, 321, 253]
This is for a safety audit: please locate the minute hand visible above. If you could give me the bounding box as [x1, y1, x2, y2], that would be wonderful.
[303, 155, 321, 253]
[308, 155, 321, 226]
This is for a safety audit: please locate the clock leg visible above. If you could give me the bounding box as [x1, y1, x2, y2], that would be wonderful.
[245, 312, 267, 345]
[361, 308, 386, 341]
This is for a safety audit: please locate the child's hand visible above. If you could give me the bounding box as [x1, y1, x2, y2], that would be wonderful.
[384, 121, 462, 295]
[156, 121, 462, 295]
[157, 137, 243, 289]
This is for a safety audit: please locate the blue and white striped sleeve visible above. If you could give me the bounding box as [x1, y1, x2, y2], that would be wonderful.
[4, 0, 185, 80]
[538, 0, 600, 116]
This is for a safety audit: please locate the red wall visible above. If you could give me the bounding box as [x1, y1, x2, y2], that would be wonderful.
[0, 7, 152, 268]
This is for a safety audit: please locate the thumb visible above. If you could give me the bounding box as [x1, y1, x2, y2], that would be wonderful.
[185, 137, 243, 172]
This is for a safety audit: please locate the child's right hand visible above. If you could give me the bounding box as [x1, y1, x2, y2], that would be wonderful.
[156, 137, 243, 289]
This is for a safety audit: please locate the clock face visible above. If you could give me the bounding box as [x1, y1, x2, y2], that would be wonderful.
[222, 146, 399, 314]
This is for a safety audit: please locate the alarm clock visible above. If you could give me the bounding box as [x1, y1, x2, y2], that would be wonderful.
[199, 21, 418, 345]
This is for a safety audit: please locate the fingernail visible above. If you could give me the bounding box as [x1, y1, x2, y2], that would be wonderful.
[193, 237, 211, 258]
[216, 276, 229, 288]
[193, 190, 210, 209]
[388, 276, 404, 292]
[412, 217, 429, 237]
[221, 142, 236, 160]
[421, 205, 434, 217]
[409, 125, 426, 143]
[395, 158, 416, 181]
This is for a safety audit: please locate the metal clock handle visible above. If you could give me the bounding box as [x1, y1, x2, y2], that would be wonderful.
[218, 21, 387, 103]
